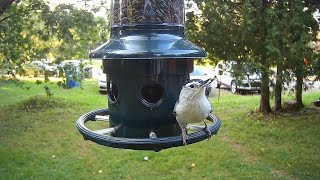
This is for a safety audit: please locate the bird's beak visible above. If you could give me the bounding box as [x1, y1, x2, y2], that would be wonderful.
[200, 78, 214, 87]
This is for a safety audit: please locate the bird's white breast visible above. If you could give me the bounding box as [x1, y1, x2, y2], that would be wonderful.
[175, 88, 212, 127]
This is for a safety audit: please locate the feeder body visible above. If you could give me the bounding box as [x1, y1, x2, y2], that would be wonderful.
[104, 59, 193, 138]
[89, 0, 206, 139]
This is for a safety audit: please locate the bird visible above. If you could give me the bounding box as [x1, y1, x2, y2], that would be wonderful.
[174, 78, 214, 145]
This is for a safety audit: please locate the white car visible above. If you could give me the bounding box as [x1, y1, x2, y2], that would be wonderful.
[212, 61, 261, 94]
[58, 60, 92, 70]
[58, 60, 93, 78]
[22, 60, 57, 76]
[98, 71, 107, 94]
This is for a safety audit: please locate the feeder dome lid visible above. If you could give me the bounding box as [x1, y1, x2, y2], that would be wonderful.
[89, 25, 207, 59]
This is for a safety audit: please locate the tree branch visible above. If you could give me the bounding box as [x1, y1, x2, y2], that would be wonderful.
[0, 13, 15, 23]
[0, 5, 41, 24]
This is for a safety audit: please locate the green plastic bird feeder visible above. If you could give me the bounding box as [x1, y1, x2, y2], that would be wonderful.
[76, 0, 221, 151]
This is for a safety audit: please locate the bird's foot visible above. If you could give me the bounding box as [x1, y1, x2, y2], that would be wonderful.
[182, 137, 187, 145]
[203, 121, 212, 141]
[181, 128, 188, 145]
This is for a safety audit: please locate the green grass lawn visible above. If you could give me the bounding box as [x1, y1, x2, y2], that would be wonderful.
[0, 78, 319, 179]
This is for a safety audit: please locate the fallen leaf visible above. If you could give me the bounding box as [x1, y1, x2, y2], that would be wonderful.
[143, 156, 149, 161]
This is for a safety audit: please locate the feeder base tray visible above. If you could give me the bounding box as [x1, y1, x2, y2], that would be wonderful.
[76, 108, 221, 151]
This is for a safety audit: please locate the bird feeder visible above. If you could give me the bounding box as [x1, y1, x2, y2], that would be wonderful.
[76, 0, 221, 151]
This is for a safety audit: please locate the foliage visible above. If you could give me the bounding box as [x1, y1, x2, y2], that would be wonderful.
[42, 4, 109, 62]
[186, 0, 319, 113]
[0, 0, 109, 94]
[0, 0, 49, 71]
[0, 0, 109, 66]
[186, 0, 245, 64]
[0, 0, 109, 68]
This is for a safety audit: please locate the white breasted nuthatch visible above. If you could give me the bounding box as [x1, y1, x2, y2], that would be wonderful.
[174, 78, 214, 145]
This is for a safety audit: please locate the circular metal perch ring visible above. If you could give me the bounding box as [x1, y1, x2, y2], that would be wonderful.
[76, 108, 221, 151]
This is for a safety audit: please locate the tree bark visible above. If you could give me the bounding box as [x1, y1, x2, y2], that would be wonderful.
[295, 68, 304, 108]
[274, 0, 284, 111]
[0, 0, 15, 17]
[260, 60, 272, 114]
[274, 64, 283, 111]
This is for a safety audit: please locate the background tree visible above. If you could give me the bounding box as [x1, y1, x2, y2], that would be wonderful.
[186, 0, 245, 64]
[187, 0, 272, 114]
[186, 0, 319, 113]
[289, 1, 318, 108]
[42, 4, 109, 62]
[264, 0, 318, 110]
[0, 0, 109, 73]
[0, 0, 48, 73]
[1, 0, 110, 93]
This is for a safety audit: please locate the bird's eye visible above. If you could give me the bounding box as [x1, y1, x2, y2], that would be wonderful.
[190, 84, 195, 88]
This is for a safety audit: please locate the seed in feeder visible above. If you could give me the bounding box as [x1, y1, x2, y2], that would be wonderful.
[112, 0, 184, 24]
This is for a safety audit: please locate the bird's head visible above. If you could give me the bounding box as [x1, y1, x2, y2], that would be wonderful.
[181, 78, 213, 97]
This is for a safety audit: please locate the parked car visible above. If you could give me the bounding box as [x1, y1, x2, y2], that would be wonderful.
[98, 67, 212, 96]
[98, 71, 107, 94]
[21, 60, 57, 76]
[58, 60, 93, 78]
[212, 61, 261, 94]
[269, 69, 315, 93]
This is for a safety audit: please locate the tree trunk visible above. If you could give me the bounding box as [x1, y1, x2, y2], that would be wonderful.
[259, 0, 272, 114]
[274, 0, 284, 111]
[295, 68, 304, 108]
[259, 46, 272, 114]
[260, 64, 272, 114]
[274, 64, 283, 111]
[0, 0, 15, 16]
